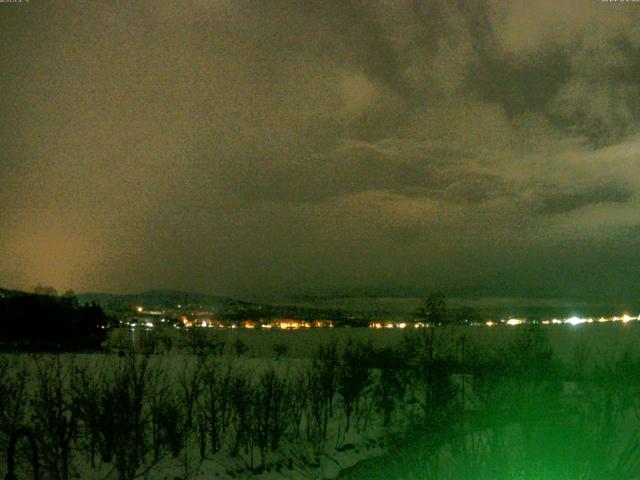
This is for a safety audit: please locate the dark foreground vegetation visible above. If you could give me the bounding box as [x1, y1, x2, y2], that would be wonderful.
[0, 292, 109, 351]
[1, 325, 640, 479]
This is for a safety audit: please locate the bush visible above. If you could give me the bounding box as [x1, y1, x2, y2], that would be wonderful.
[97, 354, 155, 480]
[272, 342, 288, 359]
[371, 346, 409, 426]
[253, 367, 290, 466]
[30, 356, 78, 480]
[201, 360, 235, 456]
[233, 339, 249, 357]
[0, 357, 28, 449]
[337, 340, 373, 432]
[306, 342, 339, 448]
[150, 389, 185, 459]
[228, 371, 254, 458]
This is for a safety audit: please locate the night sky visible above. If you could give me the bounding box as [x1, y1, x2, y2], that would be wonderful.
[1, 1, 640, 302]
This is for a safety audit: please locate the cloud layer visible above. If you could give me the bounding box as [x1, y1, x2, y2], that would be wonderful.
[1, 0, 640, 301]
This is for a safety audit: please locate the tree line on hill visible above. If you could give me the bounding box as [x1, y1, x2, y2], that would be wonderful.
[0, 288, 110, 351]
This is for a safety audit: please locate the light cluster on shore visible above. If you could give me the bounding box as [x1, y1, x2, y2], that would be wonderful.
[369, 314, 640, 329]
[126, 306, 640, 331]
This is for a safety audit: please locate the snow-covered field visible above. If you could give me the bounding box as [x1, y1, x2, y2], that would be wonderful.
[3, 324, 640, 480]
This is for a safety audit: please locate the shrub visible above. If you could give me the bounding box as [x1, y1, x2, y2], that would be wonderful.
[337, 340, 373, 432]
[0, 357, 28, 450]
[272, 342, 288, 359]
[371, 346, 409, 426]
[233, 339, 249, 357]
[253, 367, 290, 466]
[228, 372, 254, 458]
[98, 354, 154, 480]
[30, 356, 78, 480]
[201, 360, 235, 455]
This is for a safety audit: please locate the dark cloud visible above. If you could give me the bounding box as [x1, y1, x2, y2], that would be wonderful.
[456, 1, 640, 148]
[441, 173, 512, 204]
[456, 0, 499, 64]
[469, 47, 572, 117]
[263, 0, 418, 104]
[537, 182, 634, 215]
[227, 140, 505, 204]
[548, 36, 640, 147]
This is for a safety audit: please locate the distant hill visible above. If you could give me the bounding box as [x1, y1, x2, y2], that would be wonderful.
[6, 287, 631, 322]
[254, 294, 638, 321]
[76, 290, 251, 311]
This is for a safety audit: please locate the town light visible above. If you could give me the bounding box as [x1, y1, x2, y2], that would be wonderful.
[565, 316, 586, 326]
